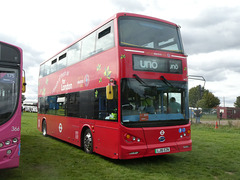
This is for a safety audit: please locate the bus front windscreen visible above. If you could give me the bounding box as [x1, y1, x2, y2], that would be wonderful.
[119, 16, 184, 54]
[121, 78, 189, 127]
[0, 68, 19, 125]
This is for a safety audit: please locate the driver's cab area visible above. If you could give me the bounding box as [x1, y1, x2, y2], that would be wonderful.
[121, 78, 188, 124]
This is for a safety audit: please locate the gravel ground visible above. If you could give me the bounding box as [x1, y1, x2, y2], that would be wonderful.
[191, 119, 240, 127]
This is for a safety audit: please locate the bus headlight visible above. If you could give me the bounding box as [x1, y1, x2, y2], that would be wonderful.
[0, 142, 3, 148]
[124, 133, 141, 143]
[7, 149, 12, 155]
[5, 140, 11, 146]
[12, 138, 18, 143]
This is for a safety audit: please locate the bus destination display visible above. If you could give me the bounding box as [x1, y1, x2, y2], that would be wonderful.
[133, 55, 182, 74]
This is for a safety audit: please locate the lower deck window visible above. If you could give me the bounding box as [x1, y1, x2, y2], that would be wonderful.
[38, 87, 118, 121]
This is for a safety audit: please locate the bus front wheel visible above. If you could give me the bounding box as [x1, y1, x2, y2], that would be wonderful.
[83, 129, 93, 154]
[42, 120, 47, 137]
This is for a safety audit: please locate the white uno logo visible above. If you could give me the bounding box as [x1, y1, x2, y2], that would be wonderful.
[170, 63, 179, 70]
[140, 60, 158, 69]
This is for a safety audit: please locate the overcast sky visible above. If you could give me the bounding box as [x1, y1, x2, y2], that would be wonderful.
[1, 0, 240, 107]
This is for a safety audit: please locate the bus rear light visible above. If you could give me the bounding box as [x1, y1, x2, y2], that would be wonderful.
[5, 140, 11, 146]
[0, 142, 3, 148]
[12, 138, 18, 143]
[126, 134, 131, 139]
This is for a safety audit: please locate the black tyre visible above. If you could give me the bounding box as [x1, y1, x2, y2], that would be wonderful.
[83, 129, 93, 154]
[42, 120, 47, 137]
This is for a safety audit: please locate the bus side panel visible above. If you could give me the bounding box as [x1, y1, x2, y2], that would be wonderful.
[50, 116, 81, 145]
[37, 115, 82, 146]
[93, 121, 119, 159]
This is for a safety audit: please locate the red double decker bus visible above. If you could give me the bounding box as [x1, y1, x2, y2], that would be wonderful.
[0, 41, 25, 169]
[37, 13, 191, 159]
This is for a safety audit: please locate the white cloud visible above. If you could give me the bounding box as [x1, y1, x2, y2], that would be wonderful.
[1, 0, 240, 107]
[188, 49, 240, 106]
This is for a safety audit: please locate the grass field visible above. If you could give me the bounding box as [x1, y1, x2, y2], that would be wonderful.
[1, 113, 240, 180]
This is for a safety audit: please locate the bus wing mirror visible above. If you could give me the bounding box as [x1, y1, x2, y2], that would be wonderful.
[106, 85, 114, 100]
[22, 77, 26, 93]
[22, 70, 26, 93]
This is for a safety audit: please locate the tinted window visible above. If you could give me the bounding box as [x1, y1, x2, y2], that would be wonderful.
[119, 16, 184, 54]
[58, 52, 67, 70]
[50, 59, 57, 73]
[95, 87, 118, 120]
[0, 68, 19, 125]
[96, 21, 114, 53]
[67, 92, 80, 117]
[79, 90, 96, 119]
[38, 88, 118, 121]
[45, 60, 51, 76]
[0, 42, 20, 63]
[39, 64, 45, 78]
[39, 21, 115, 77]
[81, 33, 96, 60]
[121, 78, 188, 124]
[67, 42, 81, 66]
[45, 94, 66, 116]
[38, 97, 46, 114]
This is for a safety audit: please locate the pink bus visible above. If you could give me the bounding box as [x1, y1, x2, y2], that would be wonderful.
[0, 41, 24, 169]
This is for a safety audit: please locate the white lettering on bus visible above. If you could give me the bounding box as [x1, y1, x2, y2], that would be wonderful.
[11, 126, 20, 132]
[170, 64, 179, 70]
[140, 60, 158, 69]
[52, 71, 70, 93]
[61, 83, 72, 91]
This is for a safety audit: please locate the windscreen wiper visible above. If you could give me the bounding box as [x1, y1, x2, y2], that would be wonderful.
[160, 76, 185, 91]
[160, 76, 174, 88]
[133, 74, 148, 86]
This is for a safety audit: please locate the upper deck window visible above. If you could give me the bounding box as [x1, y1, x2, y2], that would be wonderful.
[0, 43, 20, 64]
[39, 21, 114, 78]
[119, 16, 184, 54]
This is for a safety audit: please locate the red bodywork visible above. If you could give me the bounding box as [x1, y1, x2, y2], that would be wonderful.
[37, 13, 192, 159]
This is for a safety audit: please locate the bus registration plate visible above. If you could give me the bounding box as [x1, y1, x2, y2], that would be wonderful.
[155, 147, 170, 154]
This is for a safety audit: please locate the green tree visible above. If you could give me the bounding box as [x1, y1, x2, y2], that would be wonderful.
[199, 91, 220, 108]
[234, 96, 240, 107]
[189, 86, 220, 108]
[189, 85, 203, 107]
